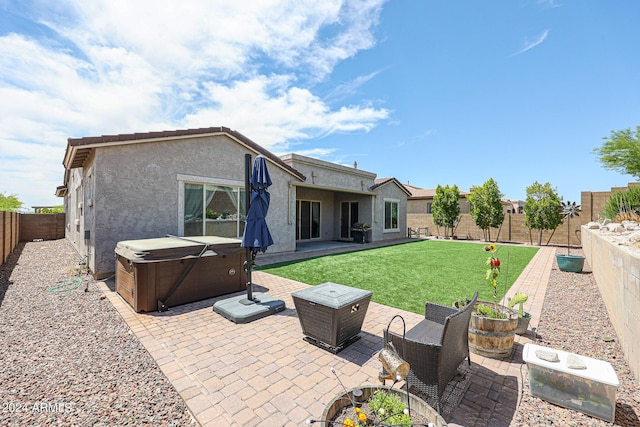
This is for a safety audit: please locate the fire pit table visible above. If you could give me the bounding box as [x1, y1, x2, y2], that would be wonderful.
[292, 282, 372, 353]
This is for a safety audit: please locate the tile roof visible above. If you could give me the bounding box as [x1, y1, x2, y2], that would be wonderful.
[62, 126, 306, 184]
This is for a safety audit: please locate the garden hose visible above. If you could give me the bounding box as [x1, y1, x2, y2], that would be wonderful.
[48, 256, 88, 293]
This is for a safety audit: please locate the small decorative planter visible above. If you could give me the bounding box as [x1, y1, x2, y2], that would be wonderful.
[515, 312, 532, 335]
[556, 254, 586, 273]
[321, 385, 447, 427]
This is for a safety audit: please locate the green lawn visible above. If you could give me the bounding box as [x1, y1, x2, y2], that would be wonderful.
[259, 240, 539, 315]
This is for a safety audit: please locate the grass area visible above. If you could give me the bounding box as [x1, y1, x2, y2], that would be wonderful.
[259, 240, 539, 315]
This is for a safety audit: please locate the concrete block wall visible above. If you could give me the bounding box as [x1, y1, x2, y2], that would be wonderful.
[582, 182, 640, 222]
[582, 227, 640, 383]
[407, 213, 582, 247]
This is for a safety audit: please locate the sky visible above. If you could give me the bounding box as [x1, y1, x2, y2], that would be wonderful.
[1, 0, 639, 210]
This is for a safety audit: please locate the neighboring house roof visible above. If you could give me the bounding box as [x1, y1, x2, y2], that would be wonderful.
[61, 126, 306, 185]
[371, 177, 412, 196]
[405, 184, 470, 199]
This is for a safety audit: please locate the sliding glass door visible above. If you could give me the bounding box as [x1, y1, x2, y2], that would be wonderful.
[340, 201, 359, 239]
[296, 200, 320, 240]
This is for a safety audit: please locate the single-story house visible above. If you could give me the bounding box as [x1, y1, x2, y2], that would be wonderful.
[56, 127, 410, 278]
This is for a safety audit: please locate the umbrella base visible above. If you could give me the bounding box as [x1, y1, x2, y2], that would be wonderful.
[213, 292, 285, 324]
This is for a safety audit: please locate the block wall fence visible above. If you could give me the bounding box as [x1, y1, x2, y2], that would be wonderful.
[408, 183, 639, 247]
[0, 213, 65, 268]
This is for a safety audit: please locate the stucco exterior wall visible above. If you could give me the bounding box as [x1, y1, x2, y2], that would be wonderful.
[371, 182, 407, 241]
[582, 227, 640, 383]
[68, 134, 299, 277]
[282, 154, 376, 192]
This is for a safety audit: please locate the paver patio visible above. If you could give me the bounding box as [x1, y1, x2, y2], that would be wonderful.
[96, 243, 556, 426]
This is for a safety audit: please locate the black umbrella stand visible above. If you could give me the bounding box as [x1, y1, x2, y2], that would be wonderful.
[212, 153, 285, 323]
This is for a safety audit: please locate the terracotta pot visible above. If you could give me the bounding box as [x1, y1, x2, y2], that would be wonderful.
[321, 385, 447, 427]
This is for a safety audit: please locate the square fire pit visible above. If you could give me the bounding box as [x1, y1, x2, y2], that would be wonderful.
[292, 282, 372, 353]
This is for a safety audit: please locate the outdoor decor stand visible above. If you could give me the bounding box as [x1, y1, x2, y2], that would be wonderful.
[213, 153, 285, 323]
[379, 314, 412, 416]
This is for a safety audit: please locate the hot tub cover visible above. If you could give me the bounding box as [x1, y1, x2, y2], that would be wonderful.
[115, 236, 244, 263]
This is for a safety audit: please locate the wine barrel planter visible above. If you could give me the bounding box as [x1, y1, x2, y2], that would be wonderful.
[321, 385, 447, 427]
[468, 301, 518, 359]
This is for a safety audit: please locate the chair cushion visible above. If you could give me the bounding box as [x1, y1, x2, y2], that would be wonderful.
[405, 318, 444, 345]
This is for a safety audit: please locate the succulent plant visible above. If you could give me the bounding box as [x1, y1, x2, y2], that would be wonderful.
[507, 292, 529, 318]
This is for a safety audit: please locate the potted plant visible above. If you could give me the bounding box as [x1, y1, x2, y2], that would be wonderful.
[319, 385, 447, 427]
[468, 243, 518, 359]
[507, 292, 531, 335]
[555, 201, 586, 273]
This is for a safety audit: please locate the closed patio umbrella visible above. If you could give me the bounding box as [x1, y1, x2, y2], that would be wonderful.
[241, 154, 274, 302]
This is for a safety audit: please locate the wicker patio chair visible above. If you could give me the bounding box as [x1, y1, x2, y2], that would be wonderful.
[387, 290, 478, 413]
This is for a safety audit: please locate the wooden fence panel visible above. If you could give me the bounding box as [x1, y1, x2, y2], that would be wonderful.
[1, 211, 5, 264]
[3, 212, 11, 264]
[13, 212, 19, 250]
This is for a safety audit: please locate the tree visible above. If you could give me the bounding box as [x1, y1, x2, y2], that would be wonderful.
[523, 181, 563, 246]
[0, 192, 23, 212]
[37, 206, 64, 213]
[432, 184, 461, 238]
[593, 125, 640, 179]
[467, 178, 504, 242]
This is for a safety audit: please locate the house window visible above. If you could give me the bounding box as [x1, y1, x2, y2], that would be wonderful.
[426, 202, 433, 214]
[183, 183, 246, 237]
[384, 199, 399, 231]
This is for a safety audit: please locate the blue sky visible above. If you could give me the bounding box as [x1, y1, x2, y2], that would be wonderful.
[1, 0, 638, 209]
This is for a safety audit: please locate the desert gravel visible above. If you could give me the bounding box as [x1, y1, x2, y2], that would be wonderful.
[0, 240, 196, 426]
[512, 249, 640, 426]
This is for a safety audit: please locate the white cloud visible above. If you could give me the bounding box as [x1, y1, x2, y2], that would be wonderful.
[180, 76, 389, 152]
[538, 0, 561, 9]
[293, 147, 337, 158]
[324, 69, 386, 102]
[0, 0, 389, 206]
[512, 29, 550, 56]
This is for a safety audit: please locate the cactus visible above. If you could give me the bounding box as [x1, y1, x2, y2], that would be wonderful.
[507, 293, 528, 318]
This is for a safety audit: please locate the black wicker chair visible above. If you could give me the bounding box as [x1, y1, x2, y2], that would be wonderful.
[387, 290, 478, 413]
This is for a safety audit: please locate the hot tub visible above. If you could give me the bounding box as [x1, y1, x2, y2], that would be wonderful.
[115, 236, 246, 312]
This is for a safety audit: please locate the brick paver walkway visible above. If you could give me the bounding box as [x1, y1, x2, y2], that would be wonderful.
[97, 242, 556, 426]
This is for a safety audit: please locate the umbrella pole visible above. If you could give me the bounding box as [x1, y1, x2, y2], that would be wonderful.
[244, 153, 254, 302]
